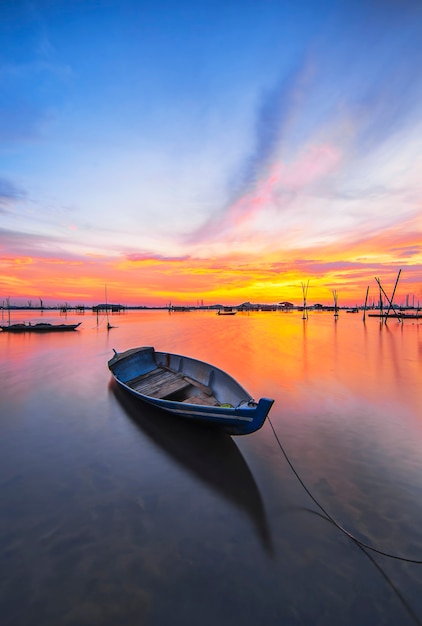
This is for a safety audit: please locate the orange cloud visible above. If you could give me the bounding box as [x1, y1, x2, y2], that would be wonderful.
[2, 247, 420, 308]
[1, 203, 420, 308]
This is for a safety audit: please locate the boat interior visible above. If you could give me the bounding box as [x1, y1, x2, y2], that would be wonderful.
[126, 367, 221, 405]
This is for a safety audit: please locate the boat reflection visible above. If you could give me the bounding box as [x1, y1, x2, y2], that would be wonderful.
[110, 381, 274, 555]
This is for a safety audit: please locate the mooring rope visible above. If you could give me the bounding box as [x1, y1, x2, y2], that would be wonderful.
[268, 416, 422, 564]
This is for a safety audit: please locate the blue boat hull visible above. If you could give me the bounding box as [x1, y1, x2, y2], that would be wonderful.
[108, 347, 274, 435]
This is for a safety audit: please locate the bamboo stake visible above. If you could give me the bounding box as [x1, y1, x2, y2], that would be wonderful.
[363, 286, 369, 322]
[378, 279, 383, 319]
[384, 269, 401, 323]
[375, 276, 402, 324]
[105, 284, 114, 330]
[332, 290, 339, 318]
[301, 280, 309, 320]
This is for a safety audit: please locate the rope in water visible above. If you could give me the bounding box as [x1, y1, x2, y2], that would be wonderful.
[268, 416, 422, 564]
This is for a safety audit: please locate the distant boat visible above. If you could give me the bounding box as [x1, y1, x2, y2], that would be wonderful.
[397, 312, 422, 319]
[0, 322, 81, 333]
[217, 308, 237, 316]
[108, 346, 274, 435]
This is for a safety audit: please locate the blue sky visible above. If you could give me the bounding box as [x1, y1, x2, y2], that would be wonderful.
[1, 0, 422, 305]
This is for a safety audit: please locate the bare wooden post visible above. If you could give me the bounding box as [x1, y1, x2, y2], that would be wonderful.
[363, 286, 369, 322]
[375, 275, 402, 324]
[332, 290, 339, 318]
[105, 284, 115, 330]
[301, 280, 309, 320]
[384, 269, 401, 323]
[374, 277, 384, 322]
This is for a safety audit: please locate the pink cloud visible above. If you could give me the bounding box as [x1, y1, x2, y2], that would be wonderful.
[190, 142, 342, 244]
[125, 252, 191, 263]
[278, 143, 341, 188]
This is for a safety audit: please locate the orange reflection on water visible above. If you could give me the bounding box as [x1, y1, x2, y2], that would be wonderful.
[2, 307, 422, 626]
[2, 308, 420, 420]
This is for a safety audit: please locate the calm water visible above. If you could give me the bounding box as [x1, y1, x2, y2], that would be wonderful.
[1, 309, 422, 625]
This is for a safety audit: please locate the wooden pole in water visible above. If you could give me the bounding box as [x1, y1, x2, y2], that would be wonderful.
[332, 290, 339, 318]
[375, 276, 402, 324]
[375, 278, 383, 320]
[301, 280, 309, 320]
[363, 285, 369, 322]
[105, 284, 113, 330]
[384, 269, 402, 323]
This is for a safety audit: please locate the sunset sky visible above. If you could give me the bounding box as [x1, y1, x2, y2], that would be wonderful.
[1, 0, 421, 307]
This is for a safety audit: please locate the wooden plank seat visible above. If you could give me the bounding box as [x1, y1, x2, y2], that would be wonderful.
[128, 367, 191, 399]
[182, 392, 220, 406]
[182, 376, 213, 396]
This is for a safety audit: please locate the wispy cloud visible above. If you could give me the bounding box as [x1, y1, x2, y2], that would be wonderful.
[0, 179, 26, 211]
[187, 138, 342, 247]
[125, 252, 191, 263]
[0, 226, 87, 261]
[186, 58, 315, 242]
[231, 58, 312, 194]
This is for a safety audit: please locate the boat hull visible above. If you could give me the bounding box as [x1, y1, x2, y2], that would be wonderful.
[0, 322, 81, 332]
[108, 347, 274, 435]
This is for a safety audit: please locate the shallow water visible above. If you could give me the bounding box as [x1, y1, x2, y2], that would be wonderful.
[1, 309, 422, 625]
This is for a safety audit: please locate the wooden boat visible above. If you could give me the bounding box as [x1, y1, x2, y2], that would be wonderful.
[108, 346, 274, 435]
[217, 308, 237, 316]
[367, 312, 401, 318]
[0, 322, 81, 332]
